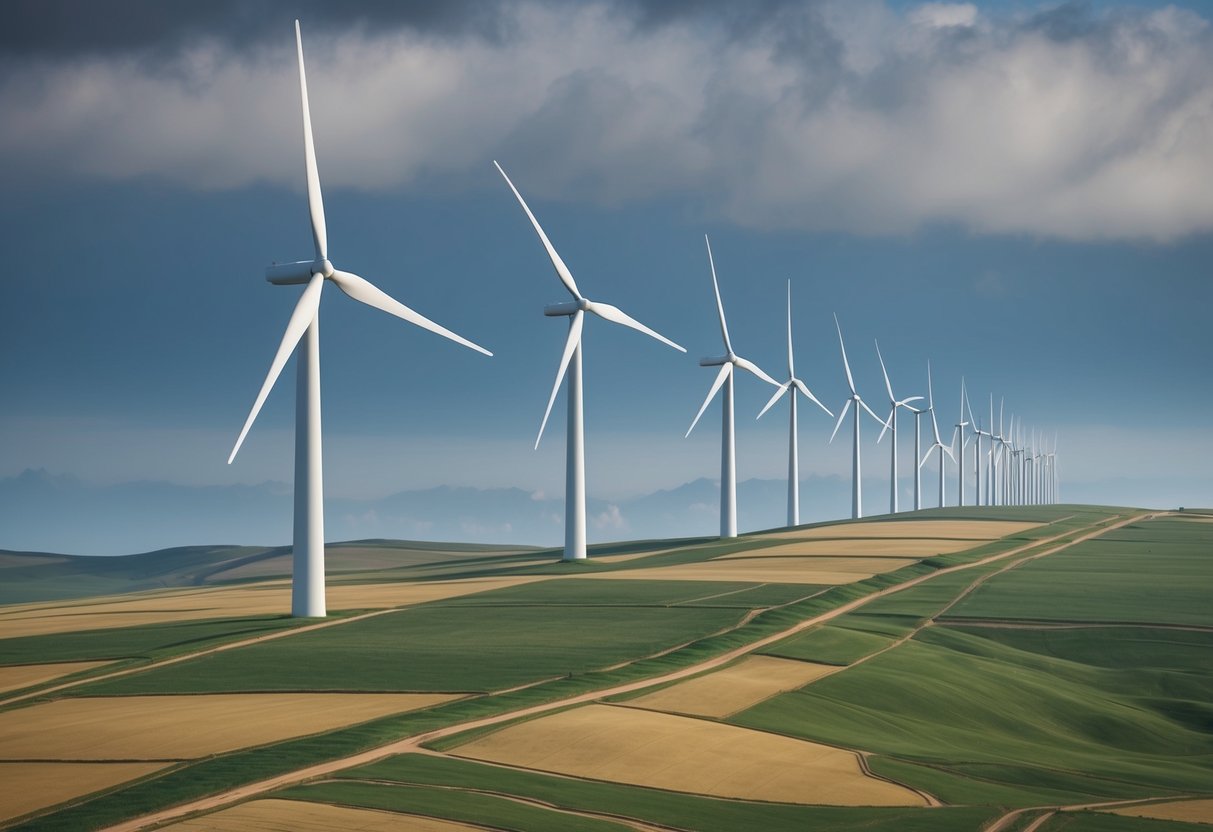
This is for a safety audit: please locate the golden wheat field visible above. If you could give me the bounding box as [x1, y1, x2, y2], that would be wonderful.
[590, 556, 917, 584]
[0, 661, 111, 694]
[759, 519, 1040, 541]
[1106, 799, 1213, 824]
[451, 703, 925, 806]
[627, 655, 837, 717]
[0, 693, 458, 760]
[723, 538, 981, 558]
[0, 576, 541, 638]
[0, 761, 172, 822]
[158, 799, 487, 831]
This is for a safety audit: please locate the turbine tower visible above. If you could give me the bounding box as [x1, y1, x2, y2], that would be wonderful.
[756, 281, 832, 527]
[228, 22, 491, 618]
[875, 341, 922, 514]
[921, 361, 955, 508]
[968, 390, 988, 507]
[495, 163, 685, 561]
[952, 377, 970, 507]
[687, 237, 779, 538]
[829, 316, 888, 519]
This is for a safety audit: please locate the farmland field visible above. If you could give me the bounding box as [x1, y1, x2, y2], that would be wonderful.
[4, 506, 1210, 832]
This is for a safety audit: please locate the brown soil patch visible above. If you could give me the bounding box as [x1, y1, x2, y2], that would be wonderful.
[590, 556, 916, 585]
[0, 661, 111, 694]
[760, 519, 1040, 541]
[158, 798, 485, 831]
[0, 761, 171, 822]
[627, 655, 837, 717]
[451, 704, 925, 806]
[0, 576, 540, 638]
[1106, 798, 1213, 823]
[211, 547, 541, 581]
[0, 693, 458, 760]
[723, 538, 977, 558]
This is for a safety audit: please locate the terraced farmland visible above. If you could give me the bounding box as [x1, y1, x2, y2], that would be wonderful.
[2, 506, 1210, 832]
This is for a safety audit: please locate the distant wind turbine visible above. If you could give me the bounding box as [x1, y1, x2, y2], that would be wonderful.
[756, 281, 832, 527]
[228, 21, 491, 618]
[952, 377, 970, 507]
[494, 162, 685, 561]
[687, 237, 780, 538]
[829, 316, 889, 519]
[920, 361, 955, 508]
[874, 341, 922, 514]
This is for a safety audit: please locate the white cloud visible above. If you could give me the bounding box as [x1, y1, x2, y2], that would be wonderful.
[909, 3, 978, 29]
[2, 2, 1212, 240]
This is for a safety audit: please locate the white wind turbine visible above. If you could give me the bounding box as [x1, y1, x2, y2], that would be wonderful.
[756, 281, 832, 527]
[968, 389, 987, 507]
[494, 163, 685, 561]
[829, 316, 889, 519]
[920, 361, 955, 508]
[687, 237, 780, 538]
[952, 377, 970, 507]
[874, 341, 923, 514]
[228, 21, 491, 618]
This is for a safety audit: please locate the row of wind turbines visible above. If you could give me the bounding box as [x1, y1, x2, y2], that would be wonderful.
[228, 22, 1061, 617]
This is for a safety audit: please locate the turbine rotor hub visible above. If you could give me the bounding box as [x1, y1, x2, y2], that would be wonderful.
[316, 258, 334, 278]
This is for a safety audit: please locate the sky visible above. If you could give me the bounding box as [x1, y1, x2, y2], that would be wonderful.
[2, 0, 1212, 553]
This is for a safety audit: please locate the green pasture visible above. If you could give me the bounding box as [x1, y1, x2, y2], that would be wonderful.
[76, 603, 748, 694]
[945, 517, 1213, 626]
[734, 622, 1213, 805]
[0, 614, 307, 667]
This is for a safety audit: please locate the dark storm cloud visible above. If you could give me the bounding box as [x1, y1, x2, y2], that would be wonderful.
[1, 0, 1211, 241]
[0, 0, 510, 58]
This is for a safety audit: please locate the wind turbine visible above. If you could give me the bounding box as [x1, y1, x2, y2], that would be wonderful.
[874, 341, 922, 514]
[952, 378, 970, 507]
[494, 163, 685, 561]
[687, 236, 779, 538]
[968, 390, 988, 507]
[829, 316, 888, 519]
[227, 21, 491, 618]
[920, 361, 955, 508]
[756, 281, 832, 527]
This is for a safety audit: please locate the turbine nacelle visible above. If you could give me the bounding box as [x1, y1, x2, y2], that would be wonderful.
[699, 354, 733, 367]
[544, 300, 583, 316]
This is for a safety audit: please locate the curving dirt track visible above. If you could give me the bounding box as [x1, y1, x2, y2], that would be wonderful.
[97, 512, 1146, 832]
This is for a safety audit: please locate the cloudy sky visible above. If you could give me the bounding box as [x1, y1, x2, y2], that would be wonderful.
[2, 0, 1211, 551]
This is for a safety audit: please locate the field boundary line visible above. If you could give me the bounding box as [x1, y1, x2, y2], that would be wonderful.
[95, 511, 1138, 832]
[0, 608, 402, 707]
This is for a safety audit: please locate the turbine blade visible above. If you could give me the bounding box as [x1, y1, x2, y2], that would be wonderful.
[536, 311, 583, 448]
[878, 407, 894, 444]
[733, 355, 780, 387]
[583, 300, 685, 352]
[494, 161, 580, 300]
[829, 398, 852, 444]
[294, 21, 327, 262]
[704, 235, 732, 353]
[330, 270, 492, 356]
[943, 444, 956, 463]
[756, 383, 790, 420]
[792, 379, 832, 417]
[875, 339, 894, 404]
[834, 314, 856, 394]
[900, 396, 924, 405]
[686, 363, 731, 437]
[860, 398, 888, 429]
[927, 359, 935, 410]
[228, 272, 324, 464]
[786, 280, 795, 378]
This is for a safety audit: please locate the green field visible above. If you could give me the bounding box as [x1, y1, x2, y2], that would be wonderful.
[945, 518, 1213, 625]
[76, 602, 748, 694]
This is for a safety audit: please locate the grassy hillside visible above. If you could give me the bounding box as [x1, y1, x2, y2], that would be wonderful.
[6, 506, 1212, 832]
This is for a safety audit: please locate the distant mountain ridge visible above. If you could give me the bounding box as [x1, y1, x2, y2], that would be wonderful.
[0, 468, 852, 556]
